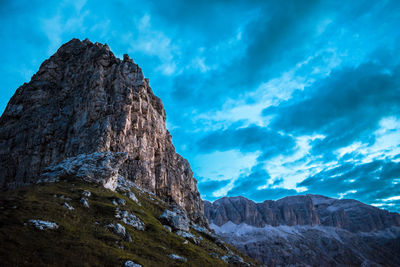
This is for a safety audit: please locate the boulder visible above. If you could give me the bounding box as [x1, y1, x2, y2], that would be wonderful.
[163, 225, 172, 232]
[175, 230, 198, 244]
[82, 190, 91, 197]
[63, 202, 74, 211]
[112, 198, 126, 206]
[221, 254, 249, 266]
[115, 208, 145, 231]
[37, 152, 128, 191]
[80, 197, 90, 208]
[124, 261, 142, 267]
[168, 254, 187, 262]
[127, 192, 139, 204]
[29, 220, 59, 230]
[159, 207, 190, 232]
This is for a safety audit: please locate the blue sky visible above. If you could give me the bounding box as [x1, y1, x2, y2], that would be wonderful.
[1, 0, 400, 212]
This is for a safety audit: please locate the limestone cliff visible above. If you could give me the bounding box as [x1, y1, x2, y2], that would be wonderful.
[0, 38, 204, 223]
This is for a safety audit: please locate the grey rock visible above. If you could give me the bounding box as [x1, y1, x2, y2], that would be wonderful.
[115, 208, 145, 231]
[124, 233, 133, 243]
[127, 191, 139, 204]
[159, 206, 190, 231]
[29, 219, 59, 230]
[116, 176, 135, 192]
[0, 38, 206, 225]
[168, 254, 187, 262]
[82, 190, 91, 197]
[80, 197, 89, 208]
[209, 252, 219, 258]
[175, 230, 198, 244]
[191, 223, 218, 240]
[107, 223, 126, 236]
[221, 254, 249, 266]
[37, 152, 127, 191]
[163, 225, 172, 232]
[124, 260, 142, 267]
[63, 202, 74, 210]
[59, 195, 72, 201]
[113, 198, 126, 206]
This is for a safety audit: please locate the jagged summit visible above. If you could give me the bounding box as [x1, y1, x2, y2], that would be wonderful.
[0, 38, 204, 224]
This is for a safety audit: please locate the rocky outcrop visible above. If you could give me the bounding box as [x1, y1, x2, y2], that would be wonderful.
[205, 195, 400, 232]
[205, 195, 400, 266]
[29, 220, 59, 230]
[0, 38, 204, 224]
[37, 152, 128, 191]
[159, 206, 190, 232]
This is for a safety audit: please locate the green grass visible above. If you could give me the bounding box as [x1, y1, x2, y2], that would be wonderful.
[0, 181, 257, 267]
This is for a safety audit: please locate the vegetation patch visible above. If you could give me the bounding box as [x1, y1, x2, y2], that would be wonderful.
[0, 181, 258, 266]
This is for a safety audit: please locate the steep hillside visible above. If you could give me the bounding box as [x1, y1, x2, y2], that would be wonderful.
[0, 179, 256, 266]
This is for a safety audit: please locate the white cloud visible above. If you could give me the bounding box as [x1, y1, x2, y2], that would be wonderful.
[127, 14, 179, 76]
[382, 196, 400, 202]
[263, 134, 327, 189]
[333, 116, 400, 164]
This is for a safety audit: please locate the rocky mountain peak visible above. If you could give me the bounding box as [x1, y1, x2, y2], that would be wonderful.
[0, 38, 205, 224]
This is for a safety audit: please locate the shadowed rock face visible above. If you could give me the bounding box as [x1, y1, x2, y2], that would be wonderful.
[205, 195, 400, 266]
[0, 38, 205, 224]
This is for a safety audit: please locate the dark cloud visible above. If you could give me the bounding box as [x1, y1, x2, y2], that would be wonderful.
[166, 0, 325, 110]
[197, 178, 230, 201]
[228, 164, 269, 195]
[264, 62, 400, 156]
[196, 124, 295, 159]
[298, 160, 400, 212]
[227, 164, 298, 201]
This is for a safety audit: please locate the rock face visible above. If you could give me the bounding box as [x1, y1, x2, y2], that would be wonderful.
[0, 38, 204, 224]
[205, 195, 400, 266]
[205, 195, 400, 232]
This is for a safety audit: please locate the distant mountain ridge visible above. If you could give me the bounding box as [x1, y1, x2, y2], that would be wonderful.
[205, 195, 400, 266]
[205, 195, 400, 232]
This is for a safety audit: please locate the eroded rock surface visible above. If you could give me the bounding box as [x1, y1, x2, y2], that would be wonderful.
[0, 38, 205, 224]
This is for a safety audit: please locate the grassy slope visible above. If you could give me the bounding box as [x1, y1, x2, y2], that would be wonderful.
[0, 181, 256, 267]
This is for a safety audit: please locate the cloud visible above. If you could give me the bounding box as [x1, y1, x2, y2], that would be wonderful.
[197, 178, 230, 201]
[227, 164, 298, 201]
[298, 160, 400, 212]
[264, 61, 400, 156]
[196, 124, 295, 159]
